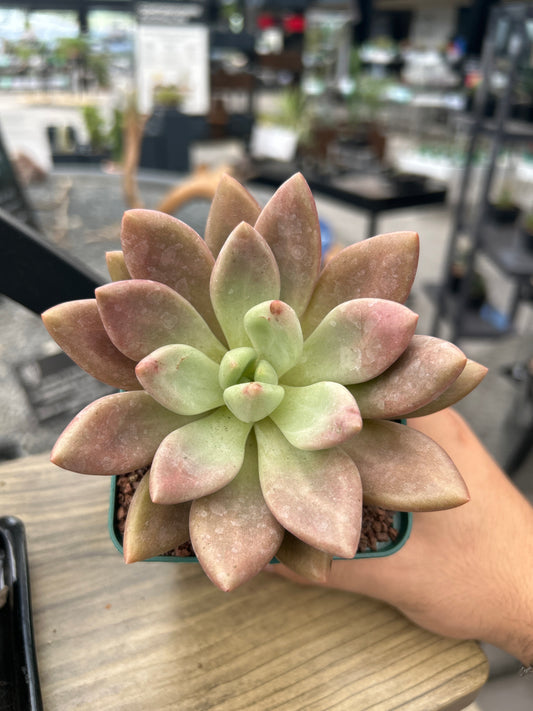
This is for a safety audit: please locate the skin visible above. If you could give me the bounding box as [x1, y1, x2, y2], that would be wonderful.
[268, 408, 533, 666]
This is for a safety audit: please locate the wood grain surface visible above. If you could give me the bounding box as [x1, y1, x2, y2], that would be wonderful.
[0, 454, 489, 711]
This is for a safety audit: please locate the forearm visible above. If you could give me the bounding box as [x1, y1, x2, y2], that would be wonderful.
[409, 409, 533, 665]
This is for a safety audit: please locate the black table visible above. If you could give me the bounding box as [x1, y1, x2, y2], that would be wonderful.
[251, 163, 447, 239]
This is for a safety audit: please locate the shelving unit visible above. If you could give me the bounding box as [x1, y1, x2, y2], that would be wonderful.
[430, 3, 533, 343]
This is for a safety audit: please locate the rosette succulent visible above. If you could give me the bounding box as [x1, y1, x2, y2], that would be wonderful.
[43, 173, 487, 591]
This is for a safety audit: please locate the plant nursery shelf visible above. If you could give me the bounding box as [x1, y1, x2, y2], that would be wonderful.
[424, 284, 513, 340]
[0, 453, 489, 711]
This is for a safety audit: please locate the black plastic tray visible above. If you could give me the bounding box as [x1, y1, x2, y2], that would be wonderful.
[0, 516, 43, 711]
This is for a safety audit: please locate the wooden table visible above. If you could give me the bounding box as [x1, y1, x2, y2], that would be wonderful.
[1, 454, 489, 711]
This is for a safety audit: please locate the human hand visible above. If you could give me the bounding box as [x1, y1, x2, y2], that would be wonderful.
[269, 408, 533, 665]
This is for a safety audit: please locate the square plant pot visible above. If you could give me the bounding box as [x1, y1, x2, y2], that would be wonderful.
[108, 477, 413, 563]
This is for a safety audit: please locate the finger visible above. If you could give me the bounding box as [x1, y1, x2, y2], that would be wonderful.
[264, 563, 315, 586]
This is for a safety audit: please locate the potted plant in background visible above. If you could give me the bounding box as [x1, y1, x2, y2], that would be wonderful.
[42, 173, 487, 591]
[487, 184, 521, 224]
[519, 210, 533, 252]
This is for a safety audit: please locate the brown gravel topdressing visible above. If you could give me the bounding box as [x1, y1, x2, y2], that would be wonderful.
[114, 469, 399, 558]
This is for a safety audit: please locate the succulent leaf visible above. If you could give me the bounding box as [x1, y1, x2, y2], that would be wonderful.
[342, 420, 470, 511]
[204, 173, 262, 258]
[349, 336, 467, 419]
[405, 359, 488, 418]
[120, 209, 222, 340]
[51, 391, 193, 475]
[282, 298, 418, 386]
[244, 300, 303, 376]
[190, 434, 284, 591]
[105, 251, 131, 281]
[300, 231, 419, 337]
[255, 419, 362, 558]
[96, 279, 226, 363]
[218, 347, 257, 388]
[223, 382, 285, 423]
[210, 222, 281, 347]
[123, 471, 191, 563]
[150, 407, 252, 504]
[254, 173, 322, 316]
[42, 299, 140, 390]
[136, 344, 223, 415]
[270, 382, 362, 450]
[254, 360, 278, 384]
[276, 532, 333, 583]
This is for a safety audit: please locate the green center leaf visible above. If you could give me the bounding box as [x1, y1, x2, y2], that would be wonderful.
[223, 381, 284, 423]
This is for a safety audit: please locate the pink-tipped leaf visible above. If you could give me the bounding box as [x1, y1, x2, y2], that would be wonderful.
[204, 173, 262, 257]
[275, 532, 333, 583]
[244, 300, 303, 377]
[223, 381, 285, 423]
[405, 359, 488, 417]
[210, 222, 280, 348]
[105, 251, 131, 281]
[342, 420, 470, 511]
[254, 173, 322, 316]
[190, 434, 284, 591]
[51, 391, 193, 475]
[282, 298, 418, 386]
[120, 209, 222, 340]
[255, 419, 362, 558]
[136, 344, 223, 415]
[96, 279, 226, 363]
[301, 231, 419, 337]
[42, 299, 139, 390]
[123, 471, 191, 563]
[270, 382, 362, 450]
[150, 407, 252, 504]
[349, 335, 467, 419]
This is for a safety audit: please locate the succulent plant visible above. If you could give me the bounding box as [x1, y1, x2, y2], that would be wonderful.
[42, 173, 487, 591]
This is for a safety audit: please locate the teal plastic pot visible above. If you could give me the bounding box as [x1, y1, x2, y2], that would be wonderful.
[108, 478, 413, 563]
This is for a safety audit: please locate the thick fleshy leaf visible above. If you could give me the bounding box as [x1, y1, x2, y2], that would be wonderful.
[255, 419, 362, 558]
[349, 336, 467, 420]
[275, 532, 333, 583]
[224, 382, 285, 423]
[244, 300, 303, 376]
[150, 407, 252, 504]
[301, 231, 419, 337]
[120, 209, 223, 340]
[282, 299, 418, 386]
[254, 359, 278, 384]
[210, 222, 280, 348]
[190, 434, 284, 591]
[270, 383, 362, 450]
[136, 344, 223, 415]
[51, 391, 193, 475]
[204, 173, 262, 258]
[106, 251, 131, 281]
[42, 299, 139, 390]
[218, 347, 256, 388]
[123, 471, 191, 563]
[342, 420, 470, 511]
[405, 359, 488, 417]
[254, 173, 321, 316]
[96, 279, 226, 363]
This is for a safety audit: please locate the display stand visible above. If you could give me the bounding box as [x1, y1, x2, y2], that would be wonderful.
[430, 4, 533, 342]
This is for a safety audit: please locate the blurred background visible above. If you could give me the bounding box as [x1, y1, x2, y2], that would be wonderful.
[1, 2, 533, 708]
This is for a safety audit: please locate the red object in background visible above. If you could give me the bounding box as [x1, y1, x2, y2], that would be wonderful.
[283, 13, 305, 34]
[257, 13, 276, 30]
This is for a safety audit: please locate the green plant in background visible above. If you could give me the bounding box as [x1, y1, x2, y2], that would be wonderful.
[81, 104, 107, 154]
[152, 84, 184, 109]
[108, 107, 124, 162]
[42, 174, 487, 591]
